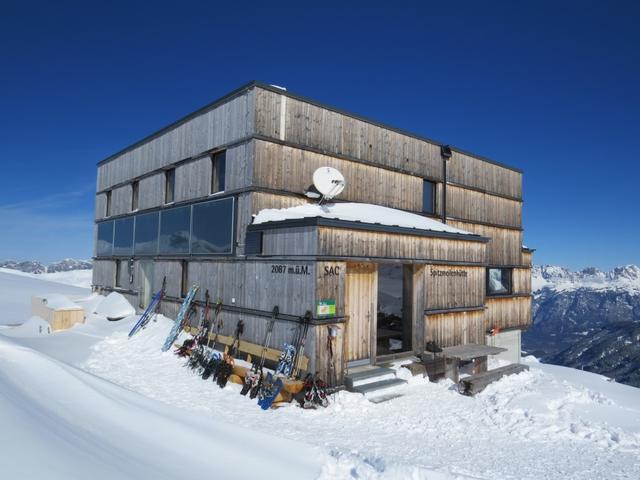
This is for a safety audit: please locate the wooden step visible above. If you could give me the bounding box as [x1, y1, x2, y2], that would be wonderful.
[352, 378, 407, 396]
[345, 366, 396, 390]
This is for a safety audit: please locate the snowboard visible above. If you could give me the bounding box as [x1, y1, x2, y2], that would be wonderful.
[161, 285, 199, 352]
[258, 372, 284, 410]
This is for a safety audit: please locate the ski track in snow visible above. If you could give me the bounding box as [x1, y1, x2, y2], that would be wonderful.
[81, 316, 640, 480]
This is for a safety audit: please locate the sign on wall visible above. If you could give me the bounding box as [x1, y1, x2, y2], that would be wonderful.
[317, 299, 336, 317]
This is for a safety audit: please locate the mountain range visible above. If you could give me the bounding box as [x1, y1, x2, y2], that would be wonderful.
[0, 258, 93, 274]
[525, 264, 640, 388]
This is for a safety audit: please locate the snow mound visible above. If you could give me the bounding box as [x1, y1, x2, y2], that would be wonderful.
[0, 316, 51, 337]
[38, 293, 79, 310]
[253, 202, 475, 236]
[95, 292, 135, 320]
[0, 335, 324, 479]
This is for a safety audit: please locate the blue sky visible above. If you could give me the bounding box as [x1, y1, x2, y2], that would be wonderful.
[0, 0, 638, 269]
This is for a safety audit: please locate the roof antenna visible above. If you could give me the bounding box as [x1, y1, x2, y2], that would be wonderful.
[304, 167, 346, 205]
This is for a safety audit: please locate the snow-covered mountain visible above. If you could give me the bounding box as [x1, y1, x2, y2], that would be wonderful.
[524, 264, 640, 387]
[0, 258, 92, 274]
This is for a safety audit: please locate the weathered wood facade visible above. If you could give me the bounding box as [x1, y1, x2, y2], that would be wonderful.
[93, 81, 532, 385]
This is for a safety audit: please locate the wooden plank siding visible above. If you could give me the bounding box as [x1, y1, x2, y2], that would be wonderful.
[446, 184, 521, 228]
[261, 227, 319, 257]
[318, 227, 487, 263]
[448, 151, 522, 199]
[484, 296, 532, 331]
[424, 310, 485, 348]
[92, 260, 116, 288]
[424, 265, 485, 310]
[253, 139, 428, 213]
[254, 86, 522, 200]
[513, 268, 532, 294]
[448, 220, 522, 266]
[97, 90, 255, 191]
[255, 88, 444, 180]
[521, 250, 533, 267]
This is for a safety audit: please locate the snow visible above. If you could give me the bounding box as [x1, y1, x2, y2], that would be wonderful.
[253, 202, 475, 236]
[1, 273, 640, 479]
[532, 264, 640, 294]
[0, 266, 93, 288]
[0, 269, 89, 325]
[37, 293, 80, 310]
[95, 291, 136, 319]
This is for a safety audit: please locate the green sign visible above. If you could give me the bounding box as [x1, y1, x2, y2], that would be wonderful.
[316, 299, 336, 317]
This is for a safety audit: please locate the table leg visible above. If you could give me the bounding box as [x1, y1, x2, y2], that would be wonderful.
[474, 356, 487, 374]
[445, 357, 459, 383]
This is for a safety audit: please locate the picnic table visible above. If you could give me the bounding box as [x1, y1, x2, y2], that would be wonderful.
[421, 343, 507, 383]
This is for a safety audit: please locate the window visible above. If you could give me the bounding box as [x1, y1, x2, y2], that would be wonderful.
[105, 190, 112, 217]
[131, 181, 139, 211]
[487, 268, 512, 296]
[191, 198, 234, 254]
[113, 217, 134, 256]
[180, 260, 188, 298]
[134, 212, 159, 255]
[165, 169, 175, 204]
[422, 180, 435, 214]
[211, 151, 226, 194]
[97, 221, 114, 256]
[159, 206, 191, 254]
[115, 260, 122, 288]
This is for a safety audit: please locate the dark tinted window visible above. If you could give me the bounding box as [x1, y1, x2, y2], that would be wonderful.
[105, 190, 112, 217]
[134, 212, 159, 256]
[159, 206, 190, 254]
[113, 217, 134, 255]
[97, 221, 114, 256]
[131, 181, 139, 211]
[191, 198, 233, 254]
[165, 169, 175, 204]
[211, 151, 226, 193]
[422, 180, 435, 214]
[487, 268, 512, 295]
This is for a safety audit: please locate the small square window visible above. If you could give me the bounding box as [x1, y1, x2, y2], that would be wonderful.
[115, 260, 122, 288]
[487, 268, 512, 296]
[422, 180, 435, 215]
[165, 169, 175, 204]
[180, 260, 188, 298]
[211, 151, 226, 194]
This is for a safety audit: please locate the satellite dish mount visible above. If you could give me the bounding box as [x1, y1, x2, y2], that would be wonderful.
[305, 167, 345, 204]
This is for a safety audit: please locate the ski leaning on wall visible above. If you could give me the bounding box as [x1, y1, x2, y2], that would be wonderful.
[128, 277, 166, 338]
[161, 285, 199, 352]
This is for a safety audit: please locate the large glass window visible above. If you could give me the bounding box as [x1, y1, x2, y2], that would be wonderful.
[487, 268, 512, 295]
[165, 169, 175, 204]
[422, 180, 435, 214]
[97, 221, 114, 256]
[159, 206, 190, 254]
[191, 198, 234, 254]
[211, 151, 226, 194]
[113, 217, 134, 255]
[134, 212, 159, 255]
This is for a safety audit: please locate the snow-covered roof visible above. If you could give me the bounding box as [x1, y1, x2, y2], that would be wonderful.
[253, 202, 477, 237]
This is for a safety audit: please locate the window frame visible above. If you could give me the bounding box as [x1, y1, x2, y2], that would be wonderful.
[165, 168, 175, 204]
[210, 151, 226, 195]
[422, 179, 436, 215]
[486, 267, 513, 296]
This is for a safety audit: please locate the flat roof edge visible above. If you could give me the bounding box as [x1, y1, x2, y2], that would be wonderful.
[248, 217, 491, 243]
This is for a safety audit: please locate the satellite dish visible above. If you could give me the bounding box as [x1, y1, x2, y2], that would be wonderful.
[312, 167, 345, 201]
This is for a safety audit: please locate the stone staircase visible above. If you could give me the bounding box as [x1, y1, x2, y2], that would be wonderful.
[345, 365, 407, 403]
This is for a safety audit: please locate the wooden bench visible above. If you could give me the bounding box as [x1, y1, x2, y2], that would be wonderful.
[458, 363, 529, 396]
[183, 325, 309, 372]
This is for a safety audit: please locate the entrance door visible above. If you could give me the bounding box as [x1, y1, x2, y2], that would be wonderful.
[345, 262, 377, 366]
[139, 261, 154, 309]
